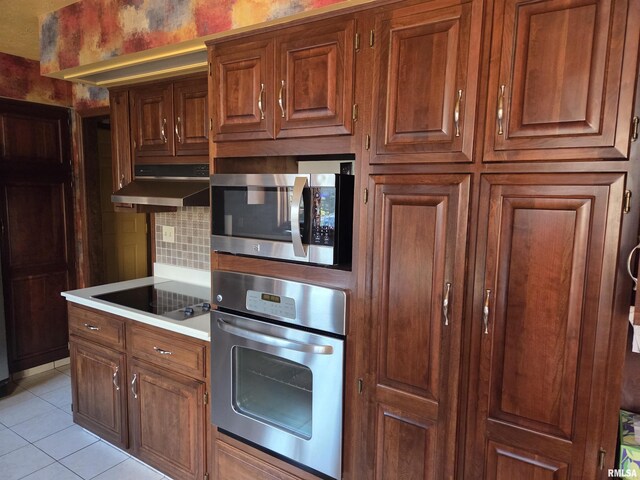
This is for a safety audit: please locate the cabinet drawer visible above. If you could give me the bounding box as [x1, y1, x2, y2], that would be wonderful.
[128, 325, 206, 379]
[68, 304, 125, 350]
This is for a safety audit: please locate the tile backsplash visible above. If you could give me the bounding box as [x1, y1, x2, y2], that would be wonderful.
[155, 207, 210, 271]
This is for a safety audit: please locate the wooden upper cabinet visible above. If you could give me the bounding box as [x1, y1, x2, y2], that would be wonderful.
[211, 38, 275, 142]
[466, 173, 625, 479]
[275, 17, 355, 138]
[173, 78, 209, 156]
[371, 2, 478, 163]
[367, 174, 470, 480]
[110, 90, 133, 191]
[209, 15, 355, 142]
[484, 0, 640, 161]
[129, 76, 208, 160]
[130, 83, 174, 158]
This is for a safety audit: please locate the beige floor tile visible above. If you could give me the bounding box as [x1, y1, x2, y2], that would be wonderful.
[0, 428, 28, 456]
[11, 408, 74, 443]
[34, 425, 99, 460]
[0, 444, 55, 480]
[0, 395, 57, 427]
[20, 462, 82, 480]
[93, 458, 164, 480]
[40, 384, 72, 408]
[60, 441, 128, 479]
[19, 372, 71, 397]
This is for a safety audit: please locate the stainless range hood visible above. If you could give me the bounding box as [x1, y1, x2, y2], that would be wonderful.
[111, 164, 210, 207]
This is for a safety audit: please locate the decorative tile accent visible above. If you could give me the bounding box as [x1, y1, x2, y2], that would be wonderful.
[155, 207, 210, 272]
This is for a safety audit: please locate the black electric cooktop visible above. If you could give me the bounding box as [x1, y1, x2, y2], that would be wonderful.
[93, 281, 211, 321]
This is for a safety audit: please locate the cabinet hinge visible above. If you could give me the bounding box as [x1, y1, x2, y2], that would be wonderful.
[352, 104, 358, 122]
[357, 378, 363, 394]
[354, 33, 360, 52]
[369, 30, 375, 47]
[598, 448, 606, 470]
[204, 392, 209, 405]
[363, 188, 369, 204]
[624, 190, 632, 214]
[365, 134, 371, 150]
[632, 116, 639, 142]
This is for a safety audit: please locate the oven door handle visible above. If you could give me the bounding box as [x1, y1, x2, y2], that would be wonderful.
[291, 176, 309, 258]
[216, 318, 333, 354]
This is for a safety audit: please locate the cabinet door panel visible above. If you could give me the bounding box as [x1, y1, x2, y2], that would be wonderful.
[173, 78, 209, 156]
[131, 83, 173, 157]
[467, 173, 625, 479]
[1, 113, 63, 164]
[109, 90, 135, 211]
[212, 39, 274, 141]
[276, 17, 354, 138]
[372, 3, 476, 163]
[368, 174, 469, 480]
[486, 442, 569, 480]
[484, 0, 639, 160]
[129, 359, 205, 480]
[70, 339, 127, 448]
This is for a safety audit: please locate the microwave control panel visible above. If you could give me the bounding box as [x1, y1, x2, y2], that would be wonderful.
[311, 187, 336, 246]
[246, 290, 296, 319]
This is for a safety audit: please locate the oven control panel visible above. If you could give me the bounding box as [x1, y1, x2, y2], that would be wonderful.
[246, 290, 296, 319]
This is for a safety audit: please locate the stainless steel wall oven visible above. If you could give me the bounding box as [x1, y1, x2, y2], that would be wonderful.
[210, 271, 346, 479]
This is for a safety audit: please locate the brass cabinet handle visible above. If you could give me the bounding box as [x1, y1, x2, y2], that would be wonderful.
[83, 323, 100, 331]
[443, 282, 452, 326]
[497, 85, 506, 135]
[131, 373, 138, 399]
[278, 80, 286, 118]
[153, 346, 173, 355]
[258, 83, 265, 120]
[175, 116, 182, 143]
[112, 366, 120, 391]
[482, 289, 491, 334]
[161, 118, 167, 143]
[119, 174, 124, 189]
[632, 116, 639, 142]
[454, 89, 463, 137]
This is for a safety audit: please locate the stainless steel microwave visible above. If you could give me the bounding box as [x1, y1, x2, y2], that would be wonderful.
[210, 173, 354, 265]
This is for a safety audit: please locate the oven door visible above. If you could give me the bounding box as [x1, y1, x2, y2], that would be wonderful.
[211, 310, 344, 479]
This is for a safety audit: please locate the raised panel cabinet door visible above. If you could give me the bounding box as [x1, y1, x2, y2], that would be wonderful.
[109, 89, 135, 211]
[70, 339, 128, 448]
[211, 38, 274, 141]
[275, 17, 355, 138]
[466, 173, 626, 479]
[131, 83, 174, 157]
[1, 113, 64, 164]
[173, 77, 209, 156]
[367, 174, 470, 480]
[371, 2, 478, 163]
[484, 0, 640, 161]
[129, 359, 205, 480]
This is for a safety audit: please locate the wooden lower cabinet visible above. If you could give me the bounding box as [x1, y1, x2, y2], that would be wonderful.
[70, 338, 128, 448]
[68, 304, 208, 480]
[216, 441, 301, 480]
[366, 174, 470, 479]
[129, 358, 206, 480]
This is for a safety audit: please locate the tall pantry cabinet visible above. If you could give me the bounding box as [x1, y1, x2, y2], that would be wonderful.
[357, 0, 640, 479]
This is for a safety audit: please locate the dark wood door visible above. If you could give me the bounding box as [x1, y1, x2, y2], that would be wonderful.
[211, 37, 275, 141]
[275, 17, 355, 138]
[173, 77, 209, 156]
[70, 338, 128, 448]
[131, 83, 174, 158]
[0, 112, 64, 165]
[129, 359, 205, 480]
[465, 173, 626, 479]
[371, 2, 476, 163]
[483, 0, 640, 161]
[109, 89, 135, 211]
[367, 174, 470, 479]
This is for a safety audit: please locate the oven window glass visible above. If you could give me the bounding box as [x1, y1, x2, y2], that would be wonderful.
[211, 186, 309, 243]
[232, 346, 312, 440]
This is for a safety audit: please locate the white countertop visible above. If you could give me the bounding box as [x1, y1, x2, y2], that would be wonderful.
[62, 265, 211, 341]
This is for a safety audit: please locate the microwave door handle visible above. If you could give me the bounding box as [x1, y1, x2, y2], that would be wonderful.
[216, 318, 333, 355]
[291, 176, 309, 258]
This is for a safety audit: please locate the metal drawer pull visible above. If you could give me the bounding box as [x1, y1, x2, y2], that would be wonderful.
[627, 243, 640, 290]
[497, 85, 505, 135]
[258, 83, 265, 120]
[131, 373, 138, 399]
[483, 289, 491, 334]
[443, 282, 452, 326]
[175, 116, 182, 143]
[454, 89, 463, 137]
[112, 366, 120, 391]
[83, 323, 100, 331]
[278, 80, 286, 118]
[161, 118, 167, 143]
[153, 346, 173, 355]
